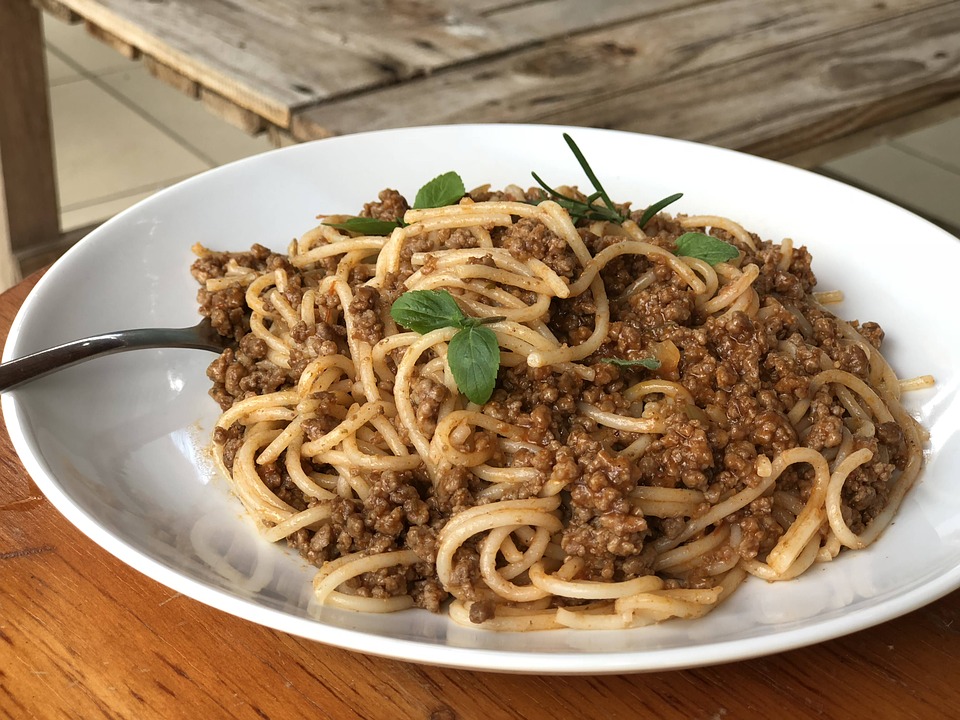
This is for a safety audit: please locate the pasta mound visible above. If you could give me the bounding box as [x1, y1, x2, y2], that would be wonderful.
[191, 184, 926, 631]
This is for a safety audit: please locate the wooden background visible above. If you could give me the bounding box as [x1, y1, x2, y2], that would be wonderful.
[37, 0, 960, 156]
[5, 0, 960, 281]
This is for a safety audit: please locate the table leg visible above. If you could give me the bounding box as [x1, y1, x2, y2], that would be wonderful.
[0, 0, 61, 291]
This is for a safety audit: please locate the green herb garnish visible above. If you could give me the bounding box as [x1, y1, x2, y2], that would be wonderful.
[321, 217, 400, 236]
[389, 289, 468, 334]
[414, 171, 466, 210]
[323, 171, 466, 236]
[532, 136, 683, 229]
[599, 357, 661, 370]
[531, 134, 628, 224]
[674, 232, 739, 265]
[447, 324, 500, 406]
[637, 192, 683, 228]
[390, 289, 502, 404]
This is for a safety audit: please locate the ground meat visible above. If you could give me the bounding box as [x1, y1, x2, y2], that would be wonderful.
[637, 413, 715, 491]
[495, 217, 579, 279]
[736, 504, 783, 560]
[411, 376, 448, 436]
[348, 285, 384, 344]
[361, 188, 409, 222]
[627, 266, 695, 329]
[856, 321, 885, 349]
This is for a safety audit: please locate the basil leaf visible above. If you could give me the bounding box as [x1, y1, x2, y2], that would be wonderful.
[674, 232, 739, 266]
[414, 171, 466, 209]
[390, 289, 467, 334]
[637, 192, 683, 228]
[448, 325, 500, 405]
[322, 216, 399, 236]
[600, 357, 661, 370]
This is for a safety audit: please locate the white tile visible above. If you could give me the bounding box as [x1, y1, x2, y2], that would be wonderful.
[60, 188, 161, 231]
[823, 144, 960, 229]
[893, 116, 960, 173]
[45, 49, 81, 85]
[98, 65, 272, 166]
[43, 15, 132, 75]
[50, 79, 210, 209]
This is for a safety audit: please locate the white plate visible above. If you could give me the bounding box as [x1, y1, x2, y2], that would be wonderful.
[4, 125, 960, 674]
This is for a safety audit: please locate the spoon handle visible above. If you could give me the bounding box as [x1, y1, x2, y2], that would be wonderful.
[0, 327, 217, 392]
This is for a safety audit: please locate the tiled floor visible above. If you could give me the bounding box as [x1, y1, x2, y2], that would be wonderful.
[42, 16, 960, 236]
[43, 16, 271, 232]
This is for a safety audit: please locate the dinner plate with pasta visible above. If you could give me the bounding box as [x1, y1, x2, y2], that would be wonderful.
[4, 125, 959, 673]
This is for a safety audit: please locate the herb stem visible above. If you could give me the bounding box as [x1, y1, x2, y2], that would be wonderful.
[563, 133, 619, 217]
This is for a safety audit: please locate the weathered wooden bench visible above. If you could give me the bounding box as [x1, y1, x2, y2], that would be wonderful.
[2, 0, 959, 285]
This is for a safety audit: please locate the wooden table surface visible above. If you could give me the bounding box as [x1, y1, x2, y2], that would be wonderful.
[3, 0, 960, 281]
[33, 0, 960, 154]
[1, 272, 959, 717]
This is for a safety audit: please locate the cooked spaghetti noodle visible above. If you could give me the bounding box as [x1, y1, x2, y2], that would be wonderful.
[192, 182, 929, 631]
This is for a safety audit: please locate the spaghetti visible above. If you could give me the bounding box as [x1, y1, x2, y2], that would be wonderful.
[192, 182, 929, 631]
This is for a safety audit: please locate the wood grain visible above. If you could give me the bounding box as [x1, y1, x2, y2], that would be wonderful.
[142, 55, 201, 98]
[292, 0, 960, 158]
[1, 271, 959, 718]
[13, 0, 960, 284]
[48, 0, 704, 128]
[84, 19, 140, 59]
[0, 1, 60, 289]
[200, 87, 266, 134]
[30, 0, 80, 24]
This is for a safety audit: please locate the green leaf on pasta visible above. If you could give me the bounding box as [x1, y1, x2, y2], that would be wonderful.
[674, 232, 740, 266]
[390, 289, 467, 334]
[322, 216, 400, 235]
[599, 357, 661, 370]
[414, 171, 466, 209]
[637, 192, 683, 228]
[448, 325, 500, 405]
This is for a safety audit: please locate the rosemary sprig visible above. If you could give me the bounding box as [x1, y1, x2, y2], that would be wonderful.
[562, 133, 620, 217]
[637, 192, 683, 229]
[531, 133, 628, 224]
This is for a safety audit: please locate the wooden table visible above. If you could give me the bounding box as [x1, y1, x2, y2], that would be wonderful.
[2, 0, 960, 283]
[1, 280, 959, 719]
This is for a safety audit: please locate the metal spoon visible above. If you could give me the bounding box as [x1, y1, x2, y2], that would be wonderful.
[0, 317, 229, 392]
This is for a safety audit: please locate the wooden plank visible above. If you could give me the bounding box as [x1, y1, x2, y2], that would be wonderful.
[50, 0, 709, 128]
[142, 54, 200, 98]
[782, 95, 960, 168]
[598, 4, 960, 160]
[200, 86, 266, 134]
[232, 0, 700, 81]
[291, 0, 958, 149]
[84, 19, 140, 59]
[733, 34, 960, 159]
[51, 0, 375, 126]
[266, 124, 298, 148]
[0, 0, 61, 291]
[30, 0, 81, 23]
